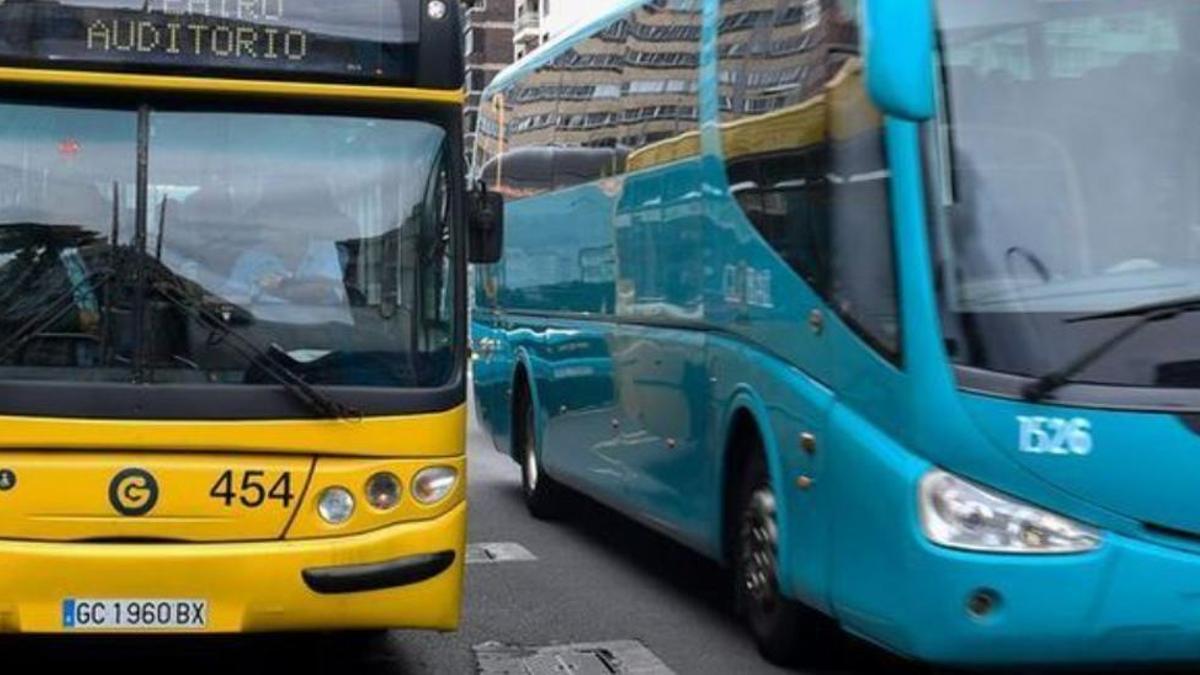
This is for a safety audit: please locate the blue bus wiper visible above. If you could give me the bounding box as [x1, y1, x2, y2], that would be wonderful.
[1022, 295, 1200, 401]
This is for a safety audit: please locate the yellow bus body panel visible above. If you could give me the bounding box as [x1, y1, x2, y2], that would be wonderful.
[0, 64, 468, 632]
[0, 502, 466, 633]
[0, 453, 466, 542]
[0, 66, 465, 103]
[0, 416, 467, 629]
[287, 456, 467, 540]
[0, 405, 467, 457]
[0, 452, 312, 541]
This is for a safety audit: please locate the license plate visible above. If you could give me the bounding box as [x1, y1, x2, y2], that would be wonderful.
[62, 599, 208, 630]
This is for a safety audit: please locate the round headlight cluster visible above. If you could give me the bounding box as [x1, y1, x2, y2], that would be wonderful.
[315, 466, 459, 524]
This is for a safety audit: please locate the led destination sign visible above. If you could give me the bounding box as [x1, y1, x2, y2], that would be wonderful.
[0, 0, 419, 83]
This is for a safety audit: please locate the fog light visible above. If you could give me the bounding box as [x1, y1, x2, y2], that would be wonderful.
[412, 466, 457, 505]
[317, 486, 355, 524]
[966, 589, 999, 619]
[365, 472, 402, 511]
[427, 0, 447, 20]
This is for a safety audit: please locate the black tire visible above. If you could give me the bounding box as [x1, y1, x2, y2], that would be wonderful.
[517, 390, 565, 519]
[733, 452, 837, 666]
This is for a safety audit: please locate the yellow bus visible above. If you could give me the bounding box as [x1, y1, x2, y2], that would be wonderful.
[0, 0, 501, 634]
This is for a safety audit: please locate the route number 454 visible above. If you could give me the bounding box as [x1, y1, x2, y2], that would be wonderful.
[209, 470, 295, 508]
[1017, 416, 1093, 456]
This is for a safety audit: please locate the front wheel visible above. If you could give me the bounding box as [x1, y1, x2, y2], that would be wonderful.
[518, 394, 565, 519]
[734, 454, 836, 666]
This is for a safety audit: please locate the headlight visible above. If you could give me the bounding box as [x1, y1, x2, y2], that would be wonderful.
[364, 472, 402, 511]
[919, 470, 1100, 554]
[317, 486, 355, 525]
[412, 466, 458, 505]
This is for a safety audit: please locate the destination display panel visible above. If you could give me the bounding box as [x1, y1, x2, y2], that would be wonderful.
[0, 0, 421, 84]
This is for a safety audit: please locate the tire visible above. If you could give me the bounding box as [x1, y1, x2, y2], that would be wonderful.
[733, 453, 836, 666]
[517, 390, 565, 519]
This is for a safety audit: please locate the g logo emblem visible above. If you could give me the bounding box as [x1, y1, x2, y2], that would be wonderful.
[109, 468, 158, 517]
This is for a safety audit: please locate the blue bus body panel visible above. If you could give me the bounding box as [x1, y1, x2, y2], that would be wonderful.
[826, 403, 1200, 664]
[705, 334, 835, 607]
[470, 0, 1200, 665]
[469, 318, 511, 452]
[962, 393, 1200, 537]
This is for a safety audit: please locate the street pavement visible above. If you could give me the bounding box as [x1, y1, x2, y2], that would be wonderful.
[0, 409, 917, 674]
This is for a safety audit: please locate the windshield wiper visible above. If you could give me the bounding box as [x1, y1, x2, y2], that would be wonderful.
[1022, 295, 1200, 401]
[143, 201, 356, 420]
[0, 268, 112, 365]
[0, 192, 126, 366]
[145, 263, 361, 421]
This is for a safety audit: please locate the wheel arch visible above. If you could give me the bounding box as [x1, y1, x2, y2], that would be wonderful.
[718, 387, 789, 568]
[509, 348, 541, 463]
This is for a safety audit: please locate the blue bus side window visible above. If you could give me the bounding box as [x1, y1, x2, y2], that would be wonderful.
[716, 0, 901, 359]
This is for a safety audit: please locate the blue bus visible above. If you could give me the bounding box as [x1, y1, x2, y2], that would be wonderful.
[472, 0, 1200, 666]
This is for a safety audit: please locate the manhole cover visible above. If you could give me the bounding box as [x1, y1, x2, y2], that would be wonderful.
[474, 640, 674, 675]
[467, 542, 538, 564]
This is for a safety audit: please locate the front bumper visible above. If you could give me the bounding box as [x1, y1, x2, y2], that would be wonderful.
[827, 432, 1200, 666]
[0, 502, 465, 633]
[845, 523, 1200, 665]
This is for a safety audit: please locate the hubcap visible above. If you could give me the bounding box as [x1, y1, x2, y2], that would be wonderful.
[740, 487, 780, 613]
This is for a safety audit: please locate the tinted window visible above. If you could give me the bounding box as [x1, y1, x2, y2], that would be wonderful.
[475, 0, 703, 194]
[930, 2, 1200, 386]
[718, 0, 900, 357]
[473, 0, 702, 318]
[478, 146, 554, 198]
[0, 103, 456, 387]
[473, 61, 559, 199]
[555, 0, 702, 169]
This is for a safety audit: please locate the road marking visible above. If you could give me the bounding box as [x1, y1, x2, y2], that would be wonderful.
[475, 640, 675, 675]
[466, 542, 538, 564]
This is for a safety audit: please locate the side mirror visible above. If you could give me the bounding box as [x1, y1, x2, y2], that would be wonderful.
[468, 182, 504, 264]
[862, 0, 936, 121]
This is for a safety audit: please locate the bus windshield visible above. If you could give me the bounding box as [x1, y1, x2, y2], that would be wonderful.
[931, 0, 1200, 387]
[0, 101, 455, 389]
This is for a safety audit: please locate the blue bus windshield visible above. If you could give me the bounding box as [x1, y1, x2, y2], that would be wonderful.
[933, 0, 1200, 386]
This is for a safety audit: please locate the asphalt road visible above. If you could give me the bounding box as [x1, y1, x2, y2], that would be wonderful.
[0, 410, 916, 674]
